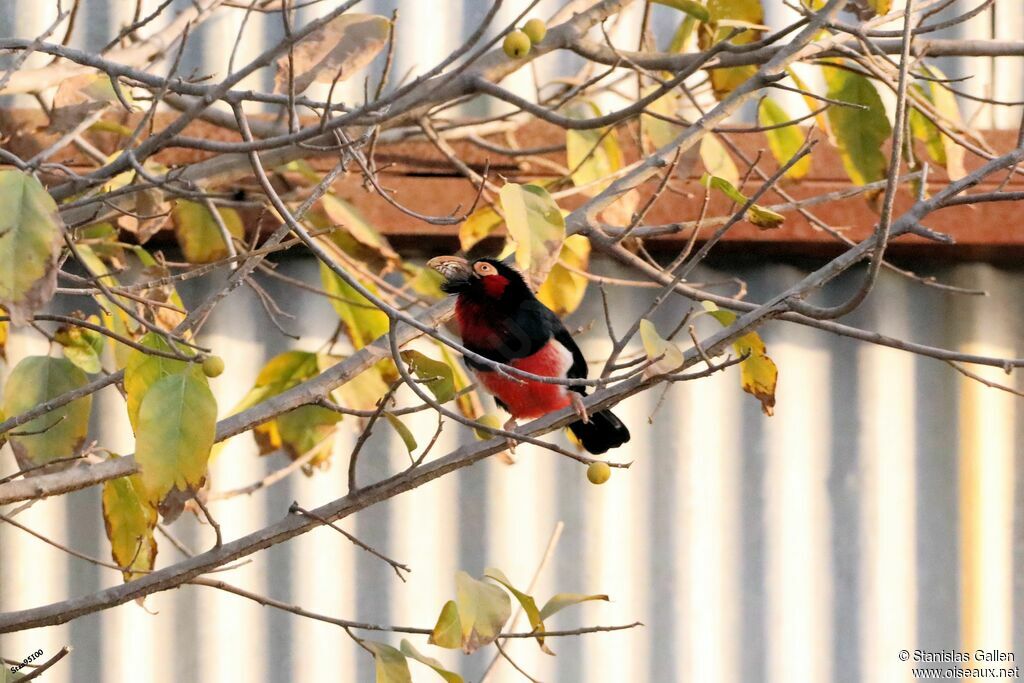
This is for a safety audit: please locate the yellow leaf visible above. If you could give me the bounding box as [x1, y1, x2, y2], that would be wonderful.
[316, 193, 400, 270]
[455, 570, 511, 653]
[701, 301, 777, 415]
[639, 319, 684, 377]
[102, 470, 158, 582]
[640, 87, 682, 152]
[700, 133, 739, 188]
[564, 101, 623, 195]
[700, 0, 765, 99]
[171, 200, 244, 264]
[428, 600, 463, 649]
[758, 98, 812, 180]
[485, 567, 551, 654]
[459, 205, 504, 253]
[472, 413, 504, 441]
[537, 234, 591, 316]
[363, 641, 411, 683]
[499, 183, 566, 288]
[399, 640, 463, 683]
[909, 66, 966, 181]
[318, 262, 389, 349]
[537, 592, 609, 620]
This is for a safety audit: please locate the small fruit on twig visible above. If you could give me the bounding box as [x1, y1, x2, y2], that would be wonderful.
[202, 355, 225, 378]
[523, 19, 547, 44]
[503, 30, 531, 59]
[587, 461, 611, 485]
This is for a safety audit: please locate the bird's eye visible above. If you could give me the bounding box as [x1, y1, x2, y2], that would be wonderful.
[473, 261, 497, 277]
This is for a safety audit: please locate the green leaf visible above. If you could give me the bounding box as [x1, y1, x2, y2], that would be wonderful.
[484, 567, 551, 654]
[0, 169, 63, 325]
[384, 413, 417, 453]
[701, 301, 777, 415]
[653, 0, 710, 22]
[909, 65, 965, 181]
[232, 351, 343, 466]
[400, 350, 455, 403]
[700, 0, 765, 98]
[363, 641, 411, 683]
[564, 101, 623, 195]
[134, 365, 217, 505]
[668, 14, 698, 53]
[823, 64, 891, 186]
[458, 204, 504, 253]
[1, 356, 92, 469]
[319, 262, 390, 349]
[699, 133, 740, 188]
[399, 639, 464, 683]
[124, 332, 190, 431]
[639, 319, 684, 378]
[102, 469, 158, 582]
[758, 98, 811, 180]
[700, 174, 785, 230]
[428, 600, 463, 649]
[538, 592, 610, 621]
[275, 403, 340, 468]
[434, 342, 485, 421]
[54, 316, 106, 374]
[455, 570, 512, 653]
[536, 234, 591, 317]
[499, 182, 566, 288]
[0, 320, 7, 363]
[171, 200, 244, 264]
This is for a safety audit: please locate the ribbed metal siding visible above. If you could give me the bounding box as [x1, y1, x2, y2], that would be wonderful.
[2, 257, 1022, 683]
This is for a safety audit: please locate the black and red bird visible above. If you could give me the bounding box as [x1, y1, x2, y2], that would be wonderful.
[427, 255, 630, 455]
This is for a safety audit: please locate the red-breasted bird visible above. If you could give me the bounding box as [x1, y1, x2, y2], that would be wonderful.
[427, 255, 630, 454]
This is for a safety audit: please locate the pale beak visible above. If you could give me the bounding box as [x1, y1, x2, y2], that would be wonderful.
[427, 255, 471, 280]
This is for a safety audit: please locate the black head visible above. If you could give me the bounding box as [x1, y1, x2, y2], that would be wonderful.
[427, 256, 532, 302]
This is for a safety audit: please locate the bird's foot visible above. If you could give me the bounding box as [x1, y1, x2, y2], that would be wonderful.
[570, 392, 590, 423]
[503, 416, 519, 453]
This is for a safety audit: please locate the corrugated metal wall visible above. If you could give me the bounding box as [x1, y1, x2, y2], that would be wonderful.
[2, 257, 1022, 683]
[1, 2, 1023, 682]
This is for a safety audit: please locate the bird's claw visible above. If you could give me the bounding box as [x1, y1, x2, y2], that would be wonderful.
[503, 416, 519, 453]
[570, 393, 590, 423]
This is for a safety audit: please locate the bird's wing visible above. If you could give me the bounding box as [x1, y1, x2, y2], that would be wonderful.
[546, 311, 588, 394]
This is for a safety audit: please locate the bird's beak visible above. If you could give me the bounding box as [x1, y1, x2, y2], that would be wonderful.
[427, 255, 472, 293]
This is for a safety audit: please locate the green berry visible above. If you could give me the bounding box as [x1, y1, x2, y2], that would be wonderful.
[523, 18, 547, 44]
[503, 30, 531, 59]
[202, 355, 225, 378]
[587, 461, 611, 485]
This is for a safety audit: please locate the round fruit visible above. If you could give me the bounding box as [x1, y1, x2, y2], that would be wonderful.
[202, 355, 225, 378]
[587, 461, 611, 485]
[503, 30, 531, 59]
[523, 18, 547, 44]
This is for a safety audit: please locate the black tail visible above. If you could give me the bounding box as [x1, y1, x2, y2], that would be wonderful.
[568, 409, 630, 455]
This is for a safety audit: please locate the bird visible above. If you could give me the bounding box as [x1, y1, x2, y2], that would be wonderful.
[427, 255, 630, 455]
